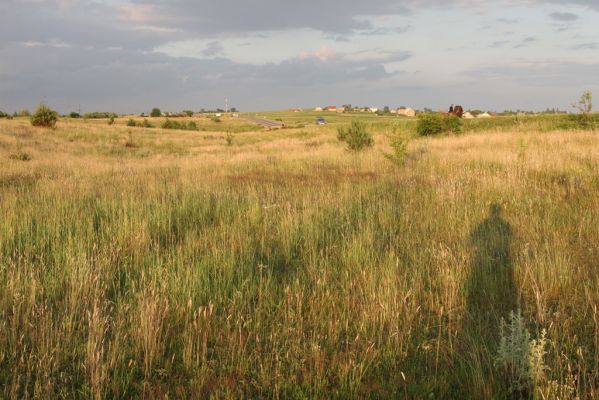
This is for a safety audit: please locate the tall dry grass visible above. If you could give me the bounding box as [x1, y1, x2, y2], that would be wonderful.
[0, 117, 598, 398]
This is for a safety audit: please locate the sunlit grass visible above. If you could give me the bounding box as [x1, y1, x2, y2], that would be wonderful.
[0, 115, 598, 398]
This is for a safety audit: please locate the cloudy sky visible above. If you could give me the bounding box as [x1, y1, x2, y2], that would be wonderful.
[0, 0, 598, 113]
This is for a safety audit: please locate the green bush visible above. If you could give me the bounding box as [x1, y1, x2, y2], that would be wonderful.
[69, 112, 81, 119]
[0, 110, 9, 118]
[161, 119, 198, 131]
[30, 105, 58, 128]
[108, 116, 115, 125]
[383, 127, 409, 165]
[183, 110, 194, 117]
[127, 118, 155, 128]
[150, 108, 162, 118]
[558, 113, 597, 130]
[211, 116, 222, 123]
[337, 121, 374, 151]
[83, 112, 117, 119]
[417, 113, 462, 136]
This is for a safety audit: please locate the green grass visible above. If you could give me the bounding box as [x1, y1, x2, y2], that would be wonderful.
[0, 116, 598, 398]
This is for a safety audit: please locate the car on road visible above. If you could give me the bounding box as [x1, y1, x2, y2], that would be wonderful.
[316, 117, 327, 125]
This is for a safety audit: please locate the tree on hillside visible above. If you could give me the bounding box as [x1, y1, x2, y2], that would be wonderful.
[150, 108, 162, 117]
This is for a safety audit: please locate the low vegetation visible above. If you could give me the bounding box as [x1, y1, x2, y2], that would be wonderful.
[417, 113, 462, 136]
[161, 118, 198, 131]
[84, 112, 118, 119]
[30, 104, 58, 128]
[1, 113, 599, 398]
[337, 121, 374, 150]
[127, 118, 155, 128]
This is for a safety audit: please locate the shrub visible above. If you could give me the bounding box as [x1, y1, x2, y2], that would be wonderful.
[558, 113, 598, 130]
[127, 118, 155, 129]
[83, 112, 117, 119]
[337, 121, 374, 151]
[0, 110, 9, 118]
[69, 112, 81, 119]
[108, 116, 115, 125]
[183, 110, 194, 117]
[416, 113, 462, 136]
[30, 104, 58, 128]
[150, 108, 162, 118]
[211, 116, 221, 123]
[161, 119, 198, 131]
[226, 131, 234, 146]
[383, 127, 409, 165]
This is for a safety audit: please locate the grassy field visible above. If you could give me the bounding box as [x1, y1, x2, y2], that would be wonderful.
[0, 112, 598, 399]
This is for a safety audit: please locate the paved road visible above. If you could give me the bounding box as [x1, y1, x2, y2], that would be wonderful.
[243, 115, 285, 128]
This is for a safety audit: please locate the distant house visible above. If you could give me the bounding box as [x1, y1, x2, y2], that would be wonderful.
[290, 108, 303, 113]
[326, 106, 337, 112]
[397, 107, 416, 117]
[314, 107, 323, 112]
[463, 112, 475, 119]
[337, 107, 345, 113]
[390, 109, 398, 114]
[369, 107, 379, 113]
[477, 112, 492, 118]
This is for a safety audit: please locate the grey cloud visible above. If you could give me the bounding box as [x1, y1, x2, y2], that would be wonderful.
[202, 41, 224, 57]
[550, 12, 579, 21]
[0, 41, 410, 112]
[491, 40, 510, 48]
[465, 61, 599, 88]
[497, 18, 519, 23]
[570, 42, 599, 49]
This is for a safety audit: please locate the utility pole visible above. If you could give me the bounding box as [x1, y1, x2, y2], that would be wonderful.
[225, 97, 229, 114]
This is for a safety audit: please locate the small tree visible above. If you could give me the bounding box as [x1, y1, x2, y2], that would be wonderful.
[337, 121, 374, 151]
[150, 108, 162, 118]
[573, 90, 592, 114]
[183, 110, 194, 117]
[30, 104, 58, 128]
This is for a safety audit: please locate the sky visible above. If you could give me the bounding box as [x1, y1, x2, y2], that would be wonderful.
[0, 0, 598, 113]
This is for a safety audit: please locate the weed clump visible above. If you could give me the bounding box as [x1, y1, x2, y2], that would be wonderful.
[30, 104, 58, 128]
[417, 113, 462, 136]
[337, 121, 374, 151]
[83, 112, 117, 119]
[127, 119, 155, 128]
[161, 119, 198, 131]
[9, 143, 32, 161]
[226, 131, 234, 146]
[495, 310, 548, 398]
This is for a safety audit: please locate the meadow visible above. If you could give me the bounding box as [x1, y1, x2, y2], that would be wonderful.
[0, 112, 598, 399]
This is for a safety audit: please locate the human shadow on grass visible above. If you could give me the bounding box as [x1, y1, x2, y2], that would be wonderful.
[466, 203, 517, 336]
[448, 203, 520, 398]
